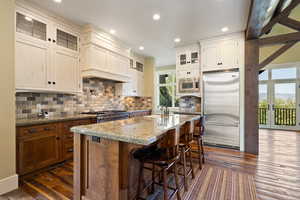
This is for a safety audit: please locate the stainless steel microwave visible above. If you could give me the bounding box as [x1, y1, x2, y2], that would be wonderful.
[178, 78, 200, 93]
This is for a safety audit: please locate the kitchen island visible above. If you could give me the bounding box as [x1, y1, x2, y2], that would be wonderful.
[71, 114, 200, 200]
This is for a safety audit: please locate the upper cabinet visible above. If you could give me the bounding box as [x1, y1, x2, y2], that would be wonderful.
[175, 44, 201, 97]
[176, 46, 199, 69]
[201, 33, 244, 72]
[80, 25, 131, 82]
[116, 55, 145, 97]
[15, 5, 81, 93]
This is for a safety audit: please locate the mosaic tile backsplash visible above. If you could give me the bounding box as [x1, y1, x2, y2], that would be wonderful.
[16, 78, 152, 119]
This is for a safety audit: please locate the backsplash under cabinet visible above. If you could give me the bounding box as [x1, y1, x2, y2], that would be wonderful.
[16, 78, 152, 119]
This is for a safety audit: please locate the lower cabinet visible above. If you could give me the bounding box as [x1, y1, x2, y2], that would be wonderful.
[17, 124, 61, 175]
[16, 118, 94, 176]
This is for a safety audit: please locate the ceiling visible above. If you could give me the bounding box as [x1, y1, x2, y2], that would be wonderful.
[28, 0, 251, 67]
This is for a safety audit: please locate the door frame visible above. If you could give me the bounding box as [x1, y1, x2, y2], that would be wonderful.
[259, 62, 300, 131]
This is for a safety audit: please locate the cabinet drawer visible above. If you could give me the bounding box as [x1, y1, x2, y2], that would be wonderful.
[62, 119, 91, 132]
[63, 139, 74, 160]
[17, 124, 58, 138]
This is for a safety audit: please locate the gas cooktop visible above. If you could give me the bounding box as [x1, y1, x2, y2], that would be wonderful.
[81, 110, 129, 122]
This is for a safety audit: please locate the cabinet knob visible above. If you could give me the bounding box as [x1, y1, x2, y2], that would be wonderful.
[53, 39, 56, 43]
[52, 82, 56, 85]
[48, 81, 51, 84]
[48, 38, 51, 42]
[56, 136, 60, 140]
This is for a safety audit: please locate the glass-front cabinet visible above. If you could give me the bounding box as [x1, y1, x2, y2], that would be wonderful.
[16, 12, 47, 41]
[178, 51, 199, 67]
[56, 29, 78, 51]
[15, 8, 81, 93]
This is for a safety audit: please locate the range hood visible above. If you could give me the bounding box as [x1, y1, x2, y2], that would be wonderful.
[80, 25, 131, 83]
[81, 68, 130, 83]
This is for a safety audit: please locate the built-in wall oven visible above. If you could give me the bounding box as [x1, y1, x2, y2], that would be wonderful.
[178, 78, 200, 93]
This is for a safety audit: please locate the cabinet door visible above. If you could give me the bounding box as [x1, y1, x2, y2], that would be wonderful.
[17, 132, 60, 175]
[137, 72, 144, 96]
[202, 44, 219, 71]
[52, 49, 79, 92]
[219, 40, 238, 68]
[15, 11, 51, 90]
[16, 38, 50, 90]
[131, 70, 138, 96]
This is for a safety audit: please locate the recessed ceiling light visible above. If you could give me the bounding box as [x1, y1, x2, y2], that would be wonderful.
[221, 27, 229, 32]
[174, 38, 181, 43]
[25, 16, 33, 22]
[110, 29, 116, 34]
[53, 0, 62, 3]
[153, 14, 160, 21]
[139, 46, 144, 50]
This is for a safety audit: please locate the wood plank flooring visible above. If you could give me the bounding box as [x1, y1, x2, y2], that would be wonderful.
[1, 129, 300, 200]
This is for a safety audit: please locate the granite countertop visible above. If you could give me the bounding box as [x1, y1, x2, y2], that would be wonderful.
[16, 114, 97, 127]
[172, 111, 201, 115]
[71, 114, 200, 145]
[126, 109, 152, 112]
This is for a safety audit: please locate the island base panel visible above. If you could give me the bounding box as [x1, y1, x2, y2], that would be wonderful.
[74, 134, 120, 200]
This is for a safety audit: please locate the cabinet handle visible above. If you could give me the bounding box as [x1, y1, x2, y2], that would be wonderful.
[44, 127, 52, 131]
[67, 148, 74, 153]
[56, 136, 60, 140]
[28, 128, 37, 134]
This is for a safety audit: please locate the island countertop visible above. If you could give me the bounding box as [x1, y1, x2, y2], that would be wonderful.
[71, 114, 201, 145]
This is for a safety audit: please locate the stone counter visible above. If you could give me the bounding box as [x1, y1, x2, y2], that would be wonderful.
[71, 114, 200, 145]
[16, 114, 97, 127]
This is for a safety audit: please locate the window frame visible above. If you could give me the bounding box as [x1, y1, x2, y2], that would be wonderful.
[155, 70, 177, 109]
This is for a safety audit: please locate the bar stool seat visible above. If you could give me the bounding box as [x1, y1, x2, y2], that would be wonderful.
[191, 116, 205, 169]
[178, 121, 195, 191]
[134, 129, 181, 200]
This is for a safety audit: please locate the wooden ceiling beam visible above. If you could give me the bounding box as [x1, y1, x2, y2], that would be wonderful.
[279, 17, 300, 31]
[246, 0, 281, 40]
[258, 41, 297, 69]
[260, 0, 300, 35]
[259, 31, 300, 46]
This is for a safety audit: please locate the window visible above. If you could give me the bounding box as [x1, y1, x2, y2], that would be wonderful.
[156, 71, 179, 108]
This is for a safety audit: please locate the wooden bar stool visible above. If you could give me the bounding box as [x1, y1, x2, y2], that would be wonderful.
[134, 128, 181, 200]
[179, 121, 195, 191]
[192, 116, 205, 169]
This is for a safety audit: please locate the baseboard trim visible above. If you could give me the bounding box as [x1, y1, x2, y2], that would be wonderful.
[0, 174, 18, 195]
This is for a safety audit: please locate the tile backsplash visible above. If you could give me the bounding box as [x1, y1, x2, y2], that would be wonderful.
[16, 78, 152, 119]
[178, 96, 201, 112]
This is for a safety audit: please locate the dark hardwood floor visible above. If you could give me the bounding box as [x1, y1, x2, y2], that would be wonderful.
[1, 129, 300, 200]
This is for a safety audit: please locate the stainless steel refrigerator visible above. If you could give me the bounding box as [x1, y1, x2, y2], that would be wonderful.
[203, 70, 240, 149]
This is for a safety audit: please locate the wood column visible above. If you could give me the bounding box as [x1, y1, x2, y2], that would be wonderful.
[244, 39, 259, 155]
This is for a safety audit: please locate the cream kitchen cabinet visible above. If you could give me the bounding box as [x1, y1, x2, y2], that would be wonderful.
[15, 8, 81, 93]
[201, 34, 243, 72]
[176, 45, 200, 69]
[115, 58, 145, 97]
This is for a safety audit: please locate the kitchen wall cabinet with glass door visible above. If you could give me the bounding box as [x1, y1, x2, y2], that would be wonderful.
[116, 57, 145, 97]
[176, 45, 200, 69]
[15, 4, 81, 93]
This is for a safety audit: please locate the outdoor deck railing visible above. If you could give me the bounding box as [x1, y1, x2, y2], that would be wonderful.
[258, 107, 296, 126]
